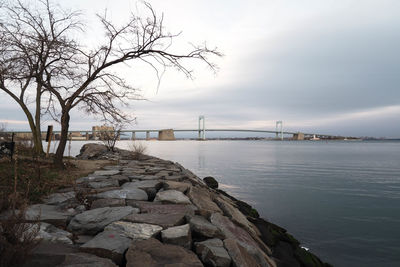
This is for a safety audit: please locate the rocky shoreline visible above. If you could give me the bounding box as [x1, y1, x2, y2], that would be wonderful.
[3, 144, 331, 267]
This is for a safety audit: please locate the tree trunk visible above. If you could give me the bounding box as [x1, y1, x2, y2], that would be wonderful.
[54, 111, 70, 168]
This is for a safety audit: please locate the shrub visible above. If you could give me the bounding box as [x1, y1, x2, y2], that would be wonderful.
[129, 141, 147, 160]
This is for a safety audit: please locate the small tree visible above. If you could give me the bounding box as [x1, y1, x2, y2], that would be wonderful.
[1, 1, 221, 167]
[99, 123, 122, 152]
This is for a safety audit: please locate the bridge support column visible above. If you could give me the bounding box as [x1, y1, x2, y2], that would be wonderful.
[131, 132, 136, 140]
[158, 129, 175, 140]
[293, 132, 304, 140]
[146, 131, 150, 140]
[276, 121, 283, 140]
[85, 132, 89, 140]
[198, 115, 205, 140]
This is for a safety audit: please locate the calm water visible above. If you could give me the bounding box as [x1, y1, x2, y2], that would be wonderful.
[65, 140, 400, 267]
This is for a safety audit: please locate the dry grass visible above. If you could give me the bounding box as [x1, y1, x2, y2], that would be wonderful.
[129, 141, 148, 160]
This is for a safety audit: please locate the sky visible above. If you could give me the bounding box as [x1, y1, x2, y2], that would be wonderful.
[1, 0, 400, 138]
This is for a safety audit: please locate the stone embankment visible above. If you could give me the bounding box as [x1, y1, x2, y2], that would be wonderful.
[6, 144, 330, 267]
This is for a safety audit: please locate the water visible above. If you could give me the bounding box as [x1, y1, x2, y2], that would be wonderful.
[65, 140, 400, 267]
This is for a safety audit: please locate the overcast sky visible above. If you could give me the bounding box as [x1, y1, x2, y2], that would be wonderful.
[1, 0, 400, 138]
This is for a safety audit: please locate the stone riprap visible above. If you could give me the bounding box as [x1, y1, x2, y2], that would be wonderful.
[13, 143, 330, 267]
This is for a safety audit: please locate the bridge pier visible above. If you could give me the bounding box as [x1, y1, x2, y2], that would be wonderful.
[131, 131, 136, 140]
[146, 131, 150, 140]
[198, 115, 205, 140]
[158, 129, 175, 140]
[293, 132, 304, 140]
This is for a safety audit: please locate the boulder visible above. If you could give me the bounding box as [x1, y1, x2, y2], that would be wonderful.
[203, 176, 219, 189]
[195, 238, 231, 267]
[76, 143, 108, 160]
[109, 174, 130, 186]
[210, 213, 260, 253]
[43, 191, 76, 205]
[58, 252, 117, 267]
[33, 222, 73, 245]
[126, 238, 203, 267]
[23, 204, 76, 227]
[187, 186, 222, 217]
[214, 196, 260, 237]
[105, 221, 162, 240]
[154, 189, 192, 204]
[123, 212, 186, 229]
[96, 188, 148, 201]
[89, 179, 120, 189]
[131, 201, 196, 216]
[161, 223, 192, 249]
[90, 198, 126, 209]
[80, 230, 131, 265]
[91, 169, 120, 176]
[223, 238, 261, 267]
[162, 180, 192, 193]
[22, 241, 78, 267]
[189, 215, 224, 239]
[68, 206, 138, 234]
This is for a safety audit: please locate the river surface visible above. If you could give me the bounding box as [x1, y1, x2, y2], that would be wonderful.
[63, 140, 400, 267]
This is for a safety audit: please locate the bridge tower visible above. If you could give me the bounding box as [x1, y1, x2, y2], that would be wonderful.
[276, 121, 283, 140]
[198, 115, 205, 140]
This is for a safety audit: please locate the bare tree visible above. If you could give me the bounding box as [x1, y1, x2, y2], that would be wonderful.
[98, 123, 122, 152]
[0, 0, 82, 156]
[1, 1, 221, 167]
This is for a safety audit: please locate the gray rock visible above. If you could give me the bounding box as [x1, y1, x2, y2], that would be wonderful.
[154, 190, 192, 204]
[58, 252, 117, 266]
[131, 202, 196, 216]
[24, 204, 76, 227]
[75, 235, 93, 245]
[195, 238, 231, 267]
[223, 238, 260, 267]
[91, 169, 120, 176]
[80, 230, 131, 265]
[68, 206, 138, 234]
[123, 212, 186, 229]
[109, 174, 130, 185]
[125, 238, 203, 267]
[89, 179, 120, 189]
[38, 222, 73, 244]
[161, 223, 191, 249]
[96, 188, 148, 201]
[187, 186, 222, 217]
[22, 241, 78, 267]
[162, 180, 192, 193]
[43, 191, 76, 205]
[203, 176, 219, 189]
[105, 221, 162, 240]
[122, 180, 162, 191]
[189, 215, 224, 239]
[90, 198, 126, 209]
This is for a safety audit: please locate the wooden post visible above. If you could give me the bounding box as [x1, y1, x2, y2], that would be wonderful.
[46, 125, 53, 157]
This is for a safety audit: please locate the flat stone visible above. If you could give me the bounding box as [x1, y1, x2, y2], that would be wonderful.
[58, 252, 117, 267]
[122, 180, 163, 191]
[223, 238, 260, 267]
[129, 201, 197, 216]
[22, 241, 78, 267]
[89, 179, 120, 189]
[189, 215, 224, 239]
[123, 212, 186, 229]
[195, 238, 231, 267]
[43, 191, 76, 205]
[188, 186, 222, 217]
[80, 230, 131, 265]
[75, 235, 94, 245]
[105, 221, 162, 240]
[161, 224, 191, 249]
[154, 190, 192, 204]
[96, 188, 148, 201]
[109, 174, 130, 185]
[210, 213, 260, 252]
[37, 222, 73, 244]
[68, 206, 138, 235]
[24, 204, 76, 227]
[91, 198, 126, 209]
[162, 180, 192, 193]
[126, 238, 203, 267]
[214, 196, 260, 236]
[91, 170, 120, 176]
[76, 175, 108, 184]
